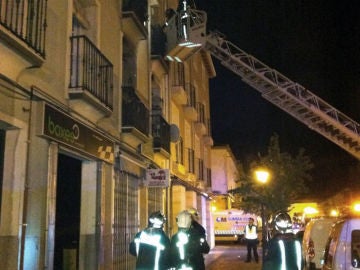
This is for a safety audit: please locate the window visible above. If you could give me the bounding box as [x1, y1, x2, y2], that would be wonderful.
[352, 230, 360, 268]
[187, 148, 194, 173]
[323, 221, 343, 268]
[175, 137, 184, 165]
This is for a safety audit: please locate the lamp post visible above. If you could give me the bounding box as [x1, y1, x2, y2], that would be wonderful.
[255, 169, 270, 264]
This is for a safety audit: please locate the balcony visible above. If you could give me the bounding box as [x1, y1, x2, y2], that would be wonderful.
[69, 35, 113, 115]
[122, 0, 148, 26]
[122, 86, 150, 147]
[122, 2, 147, 47]
[152, 115, 170, 158]
[171, 63, 187, 105]
[183, 83, 197, 121]
[0, 0, 47, 65]
[172, 161, 187, 177]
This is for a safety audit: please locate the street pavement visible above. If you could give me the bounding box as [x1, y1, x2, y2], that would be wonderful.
[205, 244, 262, 270]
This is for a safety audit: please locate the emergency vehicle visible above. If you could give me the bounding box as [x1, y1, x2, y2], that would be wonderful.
[322, 217, 360, 270]
[212, 209, 260, 243]
[165, 2, 360, 161]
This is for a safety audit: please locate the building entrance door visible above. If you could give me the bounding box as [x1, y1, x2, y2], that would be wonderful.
[54, 154, 81, 269]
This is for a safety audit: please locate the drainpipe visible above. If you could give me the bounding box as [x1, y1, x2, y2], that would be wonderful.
[148, 0, 154, 136]
[19, 87, 34, 270]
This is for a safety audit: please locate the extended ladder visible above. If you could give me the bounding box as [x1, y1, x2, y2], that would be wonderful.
[205, 31, 360, 159]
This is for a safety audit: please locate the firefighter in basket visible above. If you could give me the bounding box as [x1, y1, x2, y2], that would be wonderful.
[263, 212, 302, 270]
[129, 211, 171, 270]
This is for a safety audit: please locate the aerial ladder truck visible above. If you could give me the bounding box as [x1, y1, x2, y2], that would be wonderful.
[164, 1, 360, 160]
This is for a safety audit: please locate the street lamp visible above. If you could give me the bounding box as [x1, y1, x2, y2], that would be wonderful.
[255, 170, 270, 184]
[254, 169, 270, 264]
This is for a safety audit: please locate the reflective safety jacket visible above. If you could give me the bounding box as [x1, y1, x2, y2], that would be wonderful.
[129, 227, 171, 270]
[244, 224, 258, 240]
[263, 233, 302, 270]
[170, 227, 210, 270]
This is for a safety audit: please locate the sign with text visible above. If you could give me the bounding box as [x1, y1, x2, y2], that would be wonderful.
[42, 104, 114, 163]
[145, 169, 170, 187]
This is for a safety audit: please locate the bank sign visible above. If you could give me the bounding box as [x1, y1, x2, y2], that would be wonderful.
[145, 169, 170, 187]
[42, 104, 114, 163]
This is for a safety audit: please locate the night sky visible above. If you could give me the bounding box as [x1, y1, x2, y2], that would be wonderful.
[196, 1, 360, 199]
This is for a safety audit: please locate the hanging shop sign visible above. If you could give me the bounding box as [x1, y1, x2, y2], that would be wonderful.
[41, 103, 114, 163]
[145, 169, 170, 187]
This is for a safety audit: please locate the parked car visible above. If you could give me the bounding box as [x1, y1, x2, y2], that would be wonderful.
[302, 217, 337, 270]
[322, 217, 360, 270]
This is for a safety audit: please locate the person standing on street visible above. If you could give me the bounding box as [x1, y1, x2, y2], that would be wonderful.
[129, 211, 171, 270]
[186, 208, 210, 270]
[263, 212, 302, 270]
[244, 217, 259, 263]
[170, 210, 193, 269]
[187, 208, 206, 236]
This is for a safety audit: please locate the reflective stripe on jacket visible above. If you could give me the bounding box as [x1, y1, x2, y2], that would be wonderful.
[245, 224, 258, 240]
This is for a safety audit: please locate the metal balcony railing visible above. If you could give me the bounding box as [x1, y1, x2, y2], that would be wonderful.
[0, 0, 47, 57]
[152, 115, 170, 154]
[122, 86, 149, 135]
[69, 35, 113, 110]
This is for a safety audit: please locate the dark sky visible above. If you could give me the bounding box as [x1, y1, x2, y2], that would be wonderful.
[196, 1, 360, 198]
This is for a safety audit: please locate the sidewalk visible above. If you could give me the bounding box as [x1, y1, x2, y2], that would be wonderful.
[205, 244, 262, 270]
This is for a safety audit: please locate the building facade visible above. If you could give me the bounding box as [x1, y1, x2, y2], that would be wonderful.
[0, 0, 214, 269]
[210, 145, 239, 215]
[211, 145, 238, 196]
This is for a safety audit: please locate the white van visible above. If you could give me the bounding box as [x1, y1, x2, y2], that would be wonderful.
[302, 217, 337, 270]
[322, 218, 360, 270]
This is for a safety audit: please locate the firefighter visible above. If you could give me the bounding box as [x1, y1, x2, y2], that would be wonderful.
[170, 210, 193, 269]
[187, 208, 207, 237]
[263, 212, 302, 270]
[244, 217, 259, 263]
[170, 210, 210, 270]
[187, 208, 210, 269]
[129, 211, 171, 270]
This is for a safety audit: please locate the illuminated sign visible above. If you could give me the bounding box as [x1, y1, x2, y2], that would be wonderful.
[42, 104, 114, 163]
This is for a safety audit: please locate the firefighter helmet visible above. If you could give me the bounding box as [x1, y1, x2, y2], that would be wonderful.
[176, 210, 192, 229]
[272, 212, 292, 234]
[148, 211, 166, 228]
[187, 207, 199, 220]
